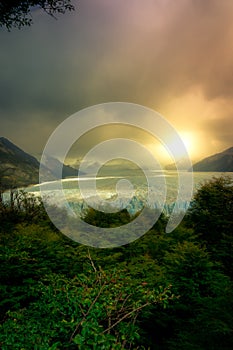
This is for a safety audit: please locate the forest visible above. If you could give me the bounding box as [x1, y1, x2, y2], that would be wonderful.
[0, 176, 233, 349]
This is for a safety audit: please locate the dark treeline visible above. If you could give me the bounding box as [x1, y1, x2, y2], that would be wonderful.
[0, 176, 233, 349]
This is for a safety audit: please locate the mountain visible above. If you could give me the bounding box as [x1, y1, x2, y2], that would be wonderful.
[0, 137, 78, 189]
[165, 157, 191, 171]
[192, 147, 233, 172]
[40, 154, 78, 178]
[72, 158, 152, 176]
[0, 137, 41, 189]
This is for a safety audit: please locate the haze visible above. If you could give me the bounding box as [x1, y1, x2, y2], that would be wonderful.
[0, 0, 233, 163]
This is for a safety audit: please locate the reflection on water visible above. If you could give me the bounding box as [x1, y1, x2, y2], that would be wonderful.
[21, 171, 233, 216]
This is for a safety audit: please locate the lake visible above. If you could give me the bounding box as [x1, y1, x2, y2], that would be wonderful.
[27, 171, 233, 216]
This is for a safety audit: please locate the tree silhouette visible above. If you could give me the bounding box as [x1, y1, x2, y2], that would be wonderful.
[187, 175, 233, 278]
[0, 0, 75, 30]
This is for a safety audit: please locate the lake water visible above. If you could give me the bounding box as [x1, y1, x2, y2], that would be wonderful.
[27, 171, 233, 216]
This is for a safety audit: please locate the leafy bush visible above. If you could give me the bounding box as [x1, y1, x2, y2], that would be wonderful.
[0, 255, 173, 349]
[1, 178, 233, 349]
[187, 175, 233, 278]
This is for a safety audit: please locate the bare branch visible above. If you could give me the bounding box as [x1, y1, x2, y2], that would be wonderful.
[102, 301, 151, 334]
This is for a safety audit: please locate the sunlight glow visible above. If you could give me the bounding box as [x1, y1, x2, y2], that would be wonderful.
[178, 131, 195, 157]
[147, 131, 196, 164]
[164, 131, 195, 160]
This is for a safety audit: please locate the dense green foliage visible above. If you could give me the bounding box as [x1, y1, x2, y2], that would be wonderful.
[0, 0, 74, 30]
[0, 176, 233, 349]
[187, 175, 233, 278]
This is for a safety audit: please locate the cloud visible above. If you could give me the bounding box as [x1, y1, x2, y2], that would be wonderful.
[0, 0, 233, 159]
[201, 112, 233, 150]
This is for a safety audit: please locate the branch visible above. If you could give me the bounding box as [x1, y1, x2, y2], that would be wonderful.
[102, 301, 151, 334]
[87, 249, 97, 273]
[69, 282, 106, 342]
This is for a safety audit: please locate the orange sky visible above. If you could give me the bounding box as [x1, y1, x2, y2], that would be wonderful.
[0, 0, 233, 162]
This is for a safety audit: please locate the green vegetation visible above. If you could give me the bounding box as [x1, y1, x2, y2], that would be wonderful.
[187, 175, 233, 278]
[0, 176, 233, 349]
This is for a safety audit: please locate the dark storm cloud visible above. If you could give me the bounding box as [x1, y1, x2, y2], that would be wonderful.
[0, 0, 233, 157]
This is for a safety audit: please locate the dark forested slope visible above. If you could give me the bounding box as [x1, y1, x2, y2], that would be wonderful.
[192, 147, 233, 171]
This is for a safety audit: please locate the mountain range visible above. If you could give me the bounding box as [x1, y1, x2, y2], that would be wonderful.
[0, 137, 233, 189]
[0, 137, 77, 189]
[191, 147, 233, 172]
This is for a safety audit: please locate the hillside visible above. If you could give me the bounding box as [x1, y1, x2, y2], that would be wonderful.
[0, 137, 77, 189]
[192, 147, 233, 172]
[40, 154, 78, 178]
[0, 137, 41, 189]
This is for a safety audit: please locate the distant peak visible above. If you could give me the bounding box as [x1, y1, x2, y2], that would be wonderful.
[0, 137, 9, 142]
[222, 146, 233, 154]
[0, 137, 15, 145]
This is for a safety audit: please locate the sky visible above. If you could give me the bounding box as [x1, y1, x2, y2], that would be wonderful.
[1, 0, 233, 164]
